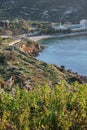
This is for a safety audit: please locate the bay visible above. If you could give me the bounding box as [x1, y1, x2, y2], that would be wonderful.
[37, 35, 87, 75]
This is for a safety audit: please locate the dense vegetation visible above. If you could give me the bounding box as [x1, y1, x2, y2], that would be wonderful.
[0, 0, 87, 22]
[0, 82, 87, 130]
[0, 19, 72, 36]
[0, 19, 30, 36]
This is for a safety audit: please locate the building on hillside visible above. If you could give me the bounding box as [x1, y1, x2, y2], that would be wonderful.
[52, 19, 87, 32]
[0, 20, 10, 24]
[64, 24, 81, 30]
[52, 23, 67, 30]
[80, 19, 87, 29]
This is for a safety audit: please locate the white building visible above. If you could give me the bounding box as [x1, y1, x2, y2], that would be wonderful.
[64, 24, 81, 30]
[80, 19, 87, 29]
[52, 23, 67, 30]
[52, 19, 87, 32]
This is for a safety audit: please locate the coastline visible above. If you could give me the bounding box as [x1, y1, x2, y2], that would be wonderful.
[29, 31, 87, 83]
[28, 31, 87, 42]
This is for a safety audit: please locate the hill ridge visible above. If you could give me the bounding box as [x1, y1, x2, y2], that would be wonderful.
[0, 0, 87, 22]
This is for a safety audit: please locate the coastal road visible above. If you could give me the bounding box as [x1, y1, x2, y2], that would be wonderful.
[28, 31, 87, 42]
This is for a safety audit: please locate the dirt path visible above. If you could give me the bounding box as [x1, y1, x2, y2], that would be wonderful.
[9, 39, 21, 46]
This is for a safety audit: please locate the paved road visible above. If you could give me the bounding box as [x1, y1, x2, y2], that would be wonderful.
[28, 31, 87, 41]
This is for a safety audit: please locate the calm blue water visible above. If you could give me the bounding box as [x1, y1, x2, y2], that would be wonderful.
[37, 35, 87, 75]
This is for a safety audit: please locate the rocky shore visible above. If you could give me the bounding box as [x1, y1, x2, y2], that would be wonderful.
[1, 51, 87, 91]
[0, 36, 87, 91]
[57, 65, 87, 84]
[28, 35, 87, 85]
[19, 39, 45, 57]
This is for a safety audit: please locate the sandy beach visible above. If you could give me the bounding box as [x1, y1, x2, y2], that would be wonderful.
[28, 31, 87, 42]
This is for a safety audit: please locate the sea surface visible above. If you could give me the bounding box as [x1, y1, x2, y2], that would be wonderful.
[37, 35, 87, 75]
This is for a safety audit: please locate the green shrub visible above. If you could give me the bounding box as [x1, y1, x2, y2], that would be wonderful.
[0, 82, 87, 130]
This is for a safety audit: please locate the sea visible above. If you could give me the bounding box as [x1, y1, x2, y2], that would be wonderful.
[37, 35, 87, 75]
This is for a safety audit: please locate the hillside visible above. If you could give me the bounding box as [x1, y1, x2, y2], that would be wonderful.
[0, 37, 87, 91]
[1, 39, 87, 130]
[0, 0, 87, 22]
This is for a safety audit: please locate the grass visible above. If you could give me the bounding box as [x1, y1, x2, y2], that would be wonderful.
[0, 40, 85, 90]
[0, 37, 13, 44]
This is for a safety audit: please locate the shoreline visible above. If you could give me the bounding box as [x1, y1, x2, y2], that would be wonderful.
[29, 31, 87, 83]
[28, 31, 87, 42]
